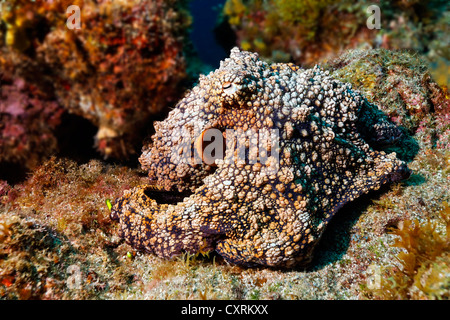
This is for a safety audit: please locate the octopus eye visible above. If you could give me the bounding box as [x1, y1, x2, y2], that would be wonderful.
[222, 82, 232, 89]
[194, 128, 226, 166]
[222, 82, 237, 95]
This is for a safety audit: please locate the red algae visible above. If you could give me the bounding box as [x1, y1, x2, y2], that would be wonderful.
[1, 0, 191, 160]
[221, 0, 448, 87]
[325, 49, 449, 135]
[0, 71, 64, 174]
[0, 157, 146, 299]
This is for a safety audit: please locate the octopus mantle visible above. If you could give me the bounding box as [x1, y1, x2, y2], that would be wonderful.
[111, 48, 410, 267]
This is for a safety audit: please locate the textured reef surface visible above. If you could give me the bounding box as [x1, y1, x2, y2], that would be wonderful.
[111, 48, 410, 267]
[0, 0, 190, 165]
[325, 49, 448, 133]
[0, 75, 63, 174]
[221, 0, 449, 87]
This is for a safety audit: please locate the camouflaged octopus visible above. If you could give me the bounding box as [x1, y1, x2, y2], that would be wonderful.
[111, 48, 410, 268]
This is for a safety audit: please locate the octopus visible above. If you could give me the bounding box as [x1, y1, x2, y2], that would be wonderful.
[111, 48, 410, 268]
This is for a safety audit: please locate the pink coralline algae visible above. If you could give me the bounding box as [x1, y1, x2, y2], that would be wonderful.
[0, 73, 63, 171]
[1, 0, 191, 159]
[325, 49, 449, 135]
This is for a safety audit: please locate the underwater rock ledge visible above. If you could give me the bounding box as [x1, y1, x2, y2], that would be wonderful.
[0, 0, 190, 165]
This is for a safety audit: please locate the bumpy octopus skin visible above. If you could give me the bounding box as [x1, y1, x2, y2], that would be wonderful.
[111, 48, 410, 267]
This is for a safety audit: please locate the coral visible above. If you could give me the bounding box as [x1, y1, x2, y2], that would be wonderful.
[0, 71, 64, 173]
[0, 0, 191, 159]
[220, 0, 449, 87]
[221, 0, 376, 65]
[111, 48, 410, 268]
[223, 0, 247, 26]
[377, 0, 449, 87]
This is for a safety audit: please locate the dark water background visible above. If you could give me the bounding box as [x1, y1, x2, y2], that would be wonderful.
[189, 0, 229, 69]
